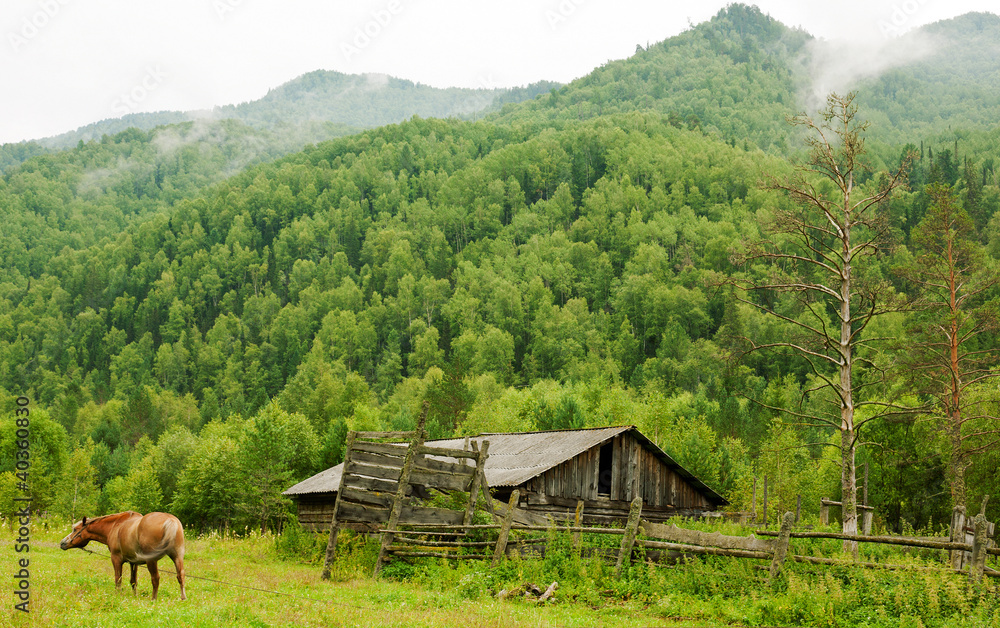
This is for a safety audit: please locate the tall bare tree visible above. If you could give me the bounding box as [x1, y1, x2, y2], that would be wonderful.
[734, 92, 909, 548]
[896, 184, 1000, 514]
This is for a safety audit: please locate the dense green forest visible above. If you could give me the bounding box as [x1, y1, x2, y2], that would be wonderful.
[3, 4, 1000, 534]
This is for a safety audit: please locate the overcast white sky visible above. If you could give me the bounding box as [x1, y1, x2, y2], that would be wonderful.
[1, 0, 997, 144]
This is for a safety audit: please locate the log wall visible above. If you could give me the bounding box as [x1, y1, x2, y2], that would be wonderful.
[522, 434, 713, 510]
[297, 493, 341, 531]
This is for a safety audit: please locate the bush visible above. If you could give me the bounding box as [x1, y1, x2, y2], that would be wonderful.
[275, 515, 326, 562]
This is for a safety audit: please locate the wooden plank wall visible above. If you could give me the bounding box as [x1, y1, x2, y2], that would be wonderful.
[297, 493, 340, 531]
[525, 434, 714, 510]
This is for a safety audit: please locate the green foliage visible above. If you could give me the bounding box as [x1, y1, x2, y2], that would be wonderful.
[109, 454, 164, 514]
[755, 419, 830, 518]
[51, 439, 101, 521]
[0, 471, 19, 518]
[4, 3, 1000, 536]
[274, 514, 327, 563]
[172, 420, 243, 528]
[0, 405, 68, 510]
[534, 392, 586, 431]
[236, 402, 320, 531]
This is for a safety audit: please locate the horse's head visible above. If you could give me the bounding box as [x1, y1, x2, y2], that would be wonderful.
[60, 516, 92, 550]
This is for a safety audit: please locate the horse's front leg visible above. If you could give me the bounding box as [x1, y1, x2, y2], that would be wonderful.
[130, 563, 138, 594]
[112, 555, 124, 591]
[147, 560, 160, 601]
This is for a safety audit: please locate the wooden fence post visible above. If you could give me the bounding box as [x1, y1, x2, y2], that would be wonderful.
[492, 490, 519, 566]
[768, 512, 795, 585]
[572, 500, 585, 555]
[751, 476, 757, 523]
[462, 440, 490, 526]
[863, 463, 869, 507]
[321, 430, 357, 580]
[861, 509, 873, 536]
[820, 498, 829, 526]
[762, 475, 768, 527]
[950, 504, 967, 571]
[614, 498, 643, 577]
[970, 513, 988, 584]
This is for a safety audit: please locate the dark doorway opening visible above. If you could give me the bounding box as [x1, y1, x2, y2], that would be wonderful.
[598, 442, 613, 495]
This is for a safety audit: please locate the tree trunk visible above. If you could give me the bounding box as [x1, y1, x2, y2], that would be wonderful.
[840, 426, 858, 555]
[949, 418, 967, 510]
[840, 178, 858, 555]
[947, 245, 967, 512]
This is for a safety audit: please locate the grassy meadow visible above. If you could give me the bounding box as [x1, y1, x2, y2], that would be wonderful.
[2, 520, 698, 628]
[3, 518, 999, 627]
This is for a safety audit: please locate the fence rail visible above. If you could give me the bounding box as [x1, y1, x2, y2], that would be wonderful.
[359, 499, 998, 585]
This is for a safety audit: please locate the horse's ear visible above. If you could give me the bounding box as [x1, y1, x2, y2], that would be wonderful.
[81, 516, 87, 525]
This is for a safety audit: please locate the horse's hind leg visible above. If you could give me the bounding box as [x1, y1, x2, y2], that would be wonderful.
[147, 561, 160, 601]
[130, 563, 138, 594]
[173, 552, 187, 600]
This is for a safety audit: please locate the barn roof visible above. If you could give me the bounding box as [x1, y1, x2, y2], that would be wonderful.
[283, 425, 727, 506]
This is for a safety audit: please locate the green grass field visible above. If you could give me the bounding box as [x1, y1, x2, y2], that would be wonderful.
[4, 520, 999, 627]
[1, 522, 703, 628]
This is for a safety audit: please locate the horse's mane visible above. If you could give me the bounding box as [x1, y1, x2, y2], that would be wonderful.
[83, 511, 140, 525]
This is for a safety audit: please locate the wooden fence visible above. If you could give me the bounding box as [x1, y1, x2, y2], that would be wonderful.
[320, 406, 496, 578]
[354, 498, 999, 585]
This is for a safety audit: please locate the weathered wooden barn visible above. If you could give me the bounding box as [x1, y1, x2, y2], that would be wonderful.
[284, 425, 728, 530]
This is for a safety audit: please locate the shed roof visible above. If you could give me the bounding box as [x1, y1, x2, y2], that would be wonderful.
[284, 425, 727, 505]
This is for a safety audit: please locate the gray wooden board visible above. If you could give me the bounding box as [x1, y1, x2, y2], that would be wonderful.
[410, 470, 472, 492]
[346, 461, 403, 482]
[413, 457, 477, 476]
[350, 450, 406, 469]
[417, 444, 479, 459]
[343, 475, 400, 494]
[340, 487, 395, 508]
[641, 520, 773, 553]
[399, 506, 466, 526]
[352, 441, 409, 457]
[339, 501, 390, 523]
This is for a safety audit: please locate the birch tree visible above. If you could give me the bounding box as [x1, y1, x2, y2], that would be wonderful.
[734, 92, 909, 548]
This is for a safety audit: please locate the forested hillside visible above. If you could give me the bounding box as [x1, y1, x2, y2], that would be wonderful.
[3, 4, 1000, 534]
[0, 70, 555, 180]
[493, 4, 808, 152]
[18, 71, 557, 153]
[858, 12, 1000, 144]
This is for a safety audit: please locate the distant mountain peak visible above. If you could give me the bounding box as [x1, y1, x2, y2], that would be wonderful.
[22, 70, 556, 152]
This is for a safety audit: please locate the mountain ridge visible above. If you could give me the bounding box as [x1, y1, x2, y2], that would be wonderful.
[25, 70, 558, 151]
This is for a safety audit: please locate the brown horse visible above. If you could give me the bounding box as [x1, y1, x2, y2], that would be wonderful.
[60, 511, 187, 600]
